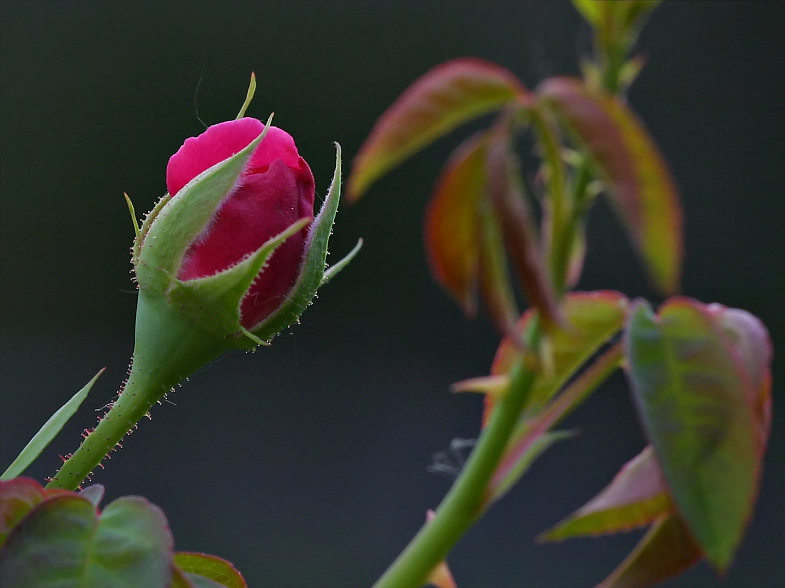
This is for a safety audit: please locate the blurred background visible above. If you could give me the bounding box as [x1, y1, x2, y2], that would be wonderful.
[1, 2, 783, 586]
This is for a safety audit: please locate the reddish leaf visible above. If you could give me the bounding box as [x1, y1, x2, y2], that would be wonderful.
[541, 446, 671, 541]
[537, 77, 682, 293]
[624, 298, 770, 570]
[485, 126, 560, 328]
[0, 494, 174, 587]
[0, 478, 45, 547]
[709, 304, 773, 451]
[599, 514, 702, 588]
[348, 58, 528, 200]
[424, 133, 487, 314]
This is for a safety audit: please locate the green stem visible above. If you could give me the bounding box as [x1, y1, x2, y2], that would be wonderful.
[374, 327, 541, 588]
[46, 292, 228, 490]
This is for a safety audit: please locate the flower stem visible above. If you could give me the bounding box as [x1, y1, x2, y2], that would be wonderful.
[374, 327, 541, 588]
[46, 292, 228, 490]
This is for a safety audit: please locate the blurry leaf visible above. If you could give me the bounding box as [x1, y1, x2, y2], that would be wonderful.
[599, 514, 702, 588]
[538, 78, 682, 293]
[485, 126, 560, 327]
[424, 133, 488, 315]
[477, 196, 519, 332]
[710, 304, 773, 450]
[0, 478, 45, 547]
[541, 446, 671, 541]
[78, 484, 105, 508]
[175, 552, 246, 588]
[624, 298, 766, 570]
[487, 291, 628, 421]
[0, 494, 174, 587]
[1, 369, 105, 481]
[348, 58, 528, 200]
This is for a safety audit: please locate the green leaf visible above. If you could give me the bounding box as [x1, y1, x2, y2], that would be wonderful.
[624, 298, 763, 570]
[537, 78, 682, 293]
[0, 494, 174, 587]
[541, 446, 671, 541]
[490, 291, 628, 417]
[175, 552, 246, 588]
[348, 58, 528, 200]
[1, 369, 104, 481]
[599, 514, 702, 588]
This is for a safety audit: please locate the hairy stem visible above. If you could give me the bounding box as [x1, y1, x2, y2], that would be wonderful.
[46, 292, 228, 490]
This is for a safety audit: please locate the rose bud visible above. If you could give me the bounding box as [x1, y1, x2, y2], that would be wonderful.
[45, 78, 360, 490]
[132, 115, 359, 361]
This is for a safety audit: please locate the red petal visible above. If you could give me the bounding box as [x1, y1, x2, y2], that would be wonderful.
[166, 118, 264, 197]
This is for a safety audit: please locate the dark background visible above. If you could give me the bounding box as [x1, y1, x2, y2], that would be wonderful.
[1, 2, 783, 586]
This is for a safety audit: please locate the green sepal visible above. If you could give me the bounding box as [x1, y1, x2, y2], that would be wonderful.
[321, 238, 363, 286]
[132, 191, 170, 265]
[135, 114, 273, 294]
[167, 217, 310, 344]
[250, 143, 346, 341]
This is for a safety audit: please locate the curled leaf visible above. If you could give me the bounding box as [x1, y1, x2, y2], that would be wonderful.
[624, 298, 771, 570]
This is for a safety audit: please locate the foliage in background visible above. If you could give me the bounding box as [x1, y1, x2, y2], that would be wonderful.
[348, 1, 772, 586]
[0, 2, 774, 587]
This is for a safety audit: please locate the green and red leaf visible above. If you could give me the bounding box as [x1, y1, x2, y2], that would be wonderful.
[485, 125, 560, 328]
[624, 298, 771, 570]
[537, 77, 682, 293]
[541, 446, 671, 541]
[0, 477, 46, 547]
[348, 58, 528, 200]
[424, 132, 488, 315]
[0, 477, 248, 588]
[0, 493, 173, 587]
[485, 291, 628, 422]
[175, 552, 247, 588]
[599, 514, 702, 588]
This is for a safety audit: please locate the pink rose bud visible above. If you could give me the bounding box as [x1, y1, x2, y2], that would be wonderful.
[166, 118, 315, 328]
[131, 112, 358, 355]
